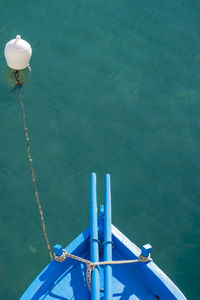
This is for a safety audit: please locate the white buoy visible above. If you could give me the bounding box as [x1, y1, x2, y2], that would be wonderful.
[4, 35, 32, 70]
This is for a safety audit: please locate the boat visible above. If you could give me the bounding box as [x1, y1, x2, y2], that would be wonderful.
[20, 173, 186, 299]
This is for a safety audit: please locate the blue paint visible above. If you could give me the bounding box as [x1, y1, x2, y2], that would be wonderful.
[141, 244, 152, 257]
[54, 244, 63, 257]
[104, 174, 113, 300]
[99, 204, 104, 220]
[90, 173, 100, 300]
[98, 205, 104, 255]
[20, 174, 187, 300]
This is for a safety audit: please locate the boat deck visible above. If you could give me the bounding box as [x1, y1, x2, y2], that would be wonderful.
[24, 228, 160, 300]
[43, 255, 158, 300]
[20, 174, 186, 300]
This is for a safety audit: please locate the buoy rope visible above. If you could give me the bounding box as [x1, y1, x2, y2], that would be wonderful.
[14, 72, 53, 261]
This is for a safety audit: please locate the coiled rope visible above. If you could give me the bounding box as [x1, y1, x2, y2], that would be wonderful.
[54, 249, 152, 291]
[14, 71, 53, 261]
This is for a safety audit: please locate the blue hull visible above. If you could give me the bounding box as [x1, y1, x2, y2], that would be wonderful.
[20, 174, 186, 299]
[20, 225, 186, 299]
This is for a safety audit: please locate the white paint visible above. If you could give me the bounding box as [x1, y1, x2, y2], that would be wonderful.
[4, 35, 32, 70]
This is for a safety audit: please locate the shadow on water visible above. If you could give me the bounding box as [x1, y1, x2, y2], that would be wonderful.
[3, 65, 31, 88]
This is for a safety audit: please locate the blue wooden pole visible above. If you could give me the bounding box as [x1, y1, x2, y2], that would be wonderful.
[90, 173, 100, 300]
[104, 174, 112, 300]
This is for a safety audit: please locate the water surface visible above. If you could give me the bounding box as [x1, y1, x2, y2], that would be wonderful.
[0, 1, 200, 299]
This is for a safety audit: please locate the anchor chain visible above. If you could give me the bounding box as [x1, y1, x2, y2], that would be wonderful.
[15, 75, 53, 261]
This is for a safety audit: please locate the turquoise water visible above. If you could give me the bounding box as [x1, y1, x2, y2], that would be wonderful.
[0, 1, 200, 299]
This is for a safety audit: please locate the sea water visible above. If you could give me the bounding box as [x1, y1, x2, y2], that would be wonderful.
[0, 1, 199, 299]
